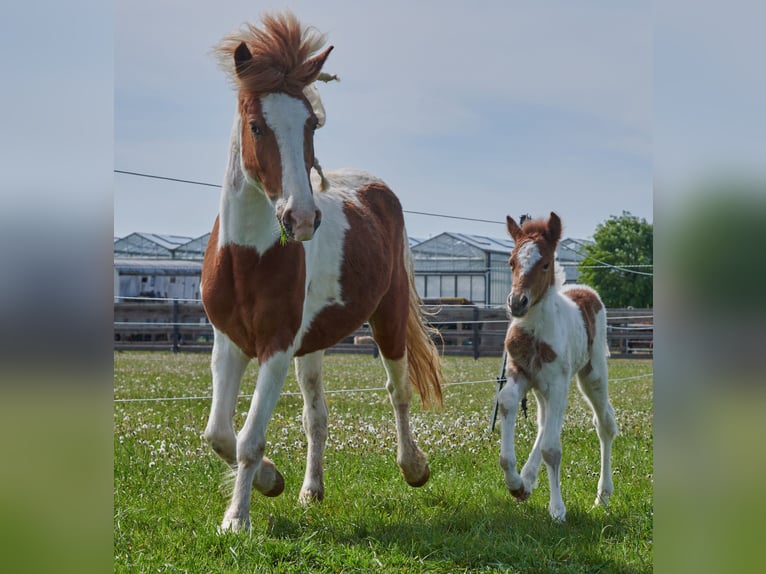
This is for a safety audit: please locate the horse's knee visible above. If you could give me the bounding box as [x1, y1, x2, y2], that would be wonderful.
[204, 427, 236, 463]
[236, 438, 266, 467]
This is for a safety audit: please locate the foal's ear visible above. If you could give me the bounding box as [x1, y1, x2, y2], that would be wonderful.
[234, 42, 253, 78]
[506, 215, 523, 242]
[299, 45, 334, 86]
[546, 212, 562, 244]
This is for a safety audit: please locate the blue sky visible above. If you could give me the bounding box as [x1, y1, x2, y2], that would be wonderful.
[114, 0, 652, 241]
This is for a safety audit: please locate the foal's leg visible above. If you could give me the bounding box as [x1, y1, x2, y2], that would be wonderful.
[221, 350, 292, 532]
[381, 354, 430, 487]
[520, 387, 545, 493]
[538, 377, 570, 521]
[577, 363, 619, 507]
[498, 374, 531, 500]
[204, 330, 249, 465]
[295, 351, 328, 503]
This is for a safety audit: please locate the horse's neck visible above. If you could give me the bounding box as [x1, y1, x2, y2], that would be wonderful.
[515, 287, 559, 333]
[217, 114, 280, 253]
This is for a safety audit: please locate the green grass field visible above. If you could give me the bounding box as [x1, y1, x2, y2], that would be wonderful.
[114, 352, 653, 573]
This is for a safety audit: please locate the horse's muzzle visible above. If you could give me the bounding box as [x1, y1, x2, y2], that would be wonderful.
[280, 207, 322, 242]
[509, 293, 529, 317]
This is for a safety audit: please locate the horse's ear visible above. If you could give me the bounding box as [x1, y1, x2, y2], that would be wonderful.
[506, 215, 523, 242]
[234, 42, 253, 78]
[300, 45, 334, 85]
[546, 212, 562, 244]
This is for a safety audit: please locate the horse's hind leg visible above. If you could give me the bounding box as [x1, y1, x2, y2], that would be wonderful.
[295, 351, 327, 503]
[204, 330, 249, 465]
[576, 361, 619, 507]
[380, 354, 430, 487]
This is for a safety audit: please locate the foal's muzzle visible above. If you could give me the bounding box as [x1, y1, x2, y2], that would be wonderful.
[508, 293, 529, 317]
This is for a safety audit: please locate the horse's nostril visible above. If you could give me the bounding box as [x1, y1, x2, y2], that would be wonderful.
[313, 209, 322, 232]
[520, 295, 528, 307]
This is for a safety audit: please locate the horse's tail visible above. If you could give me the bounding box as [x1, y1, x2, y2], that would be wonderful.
[403, 233, 444, 409]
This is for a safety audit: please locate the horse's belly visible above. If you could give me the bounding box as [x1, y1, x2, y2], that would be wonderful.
[295, 299, 377, 356]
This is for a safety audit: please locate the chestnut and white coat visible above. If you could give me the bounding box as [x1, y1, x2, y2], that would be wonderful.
[200, 12, 443, 532]
[497, 212, 618, 521]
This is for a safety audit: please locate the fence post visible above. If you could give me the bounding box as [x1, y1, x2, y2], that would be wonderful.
[472, 306, 480, 359]
[172, 300, 179, 353]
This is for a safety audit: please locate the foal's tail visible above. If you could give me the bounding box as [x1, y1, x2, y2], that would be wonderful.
[403, 235, 444, 409]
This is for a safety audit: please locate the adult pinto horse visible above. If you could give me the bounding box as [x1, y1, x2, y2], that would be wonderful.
[201, 12, 443, 532]
[497, 213, 618, 521]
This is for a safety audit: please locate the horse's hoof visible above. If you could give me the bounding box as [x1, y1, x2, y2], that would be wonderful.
[219, 515, 250, 533]
[404, 464, 430, 487]
[510, 484, 531, 502]
[299, 487, 324, 505]
[262, 469, 285, 497]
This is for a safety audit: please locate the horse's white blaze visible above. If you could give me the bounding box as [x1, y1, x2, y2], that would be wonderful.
[261, 92, 317, 240]
[517, 240, 541, 275]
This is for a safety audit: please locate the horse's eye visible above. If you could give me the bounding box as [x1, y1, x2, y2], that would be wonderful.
[310, 118, 320, 131]
[543, 263, 550, 270]
[509, 261, 515, 269]
[250, 122, 263, 137]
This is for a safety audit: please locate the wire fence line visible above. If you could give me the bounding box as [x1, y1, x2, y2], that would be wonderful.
[114, 169, 653, 277]
[113, 372, 653, 405]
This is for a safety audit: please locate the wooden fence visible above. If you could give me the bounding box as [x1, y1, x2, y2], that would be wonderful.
[114, 301, 652, 359]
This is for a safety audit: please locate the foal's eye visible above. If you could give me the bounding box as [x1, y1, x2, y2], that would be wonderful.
[249, 122, 263, 137]
[543, 263, 550, 270]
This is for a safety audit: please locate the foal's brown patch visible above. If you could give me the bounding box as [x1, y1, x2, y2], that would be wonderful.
[505, 325, 557, 379]
[563, 287, 603, 375]
[563, 288, 603, 353]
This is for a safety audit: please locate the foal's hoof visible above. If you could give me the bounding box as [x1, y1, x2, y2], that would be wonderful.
[510, 484, 531, 502]
[299, 486, 324, 505]
[404, 464, 430, 487]
[219, 515, 250, 533]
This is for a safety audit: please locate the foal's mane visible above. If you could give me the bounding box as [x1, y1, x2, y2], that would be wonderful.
[214, 11, 327, 96]
[517, 219, 550, 244]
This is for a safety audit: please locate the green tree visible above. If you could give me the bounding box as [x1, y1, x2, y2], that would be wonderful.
[577, 211, 653, 308]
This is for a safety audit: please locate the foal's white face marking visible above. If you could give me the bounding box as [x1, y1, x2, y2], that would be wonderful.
[516, 241, 542, 276]
[260, 92, 317, 241]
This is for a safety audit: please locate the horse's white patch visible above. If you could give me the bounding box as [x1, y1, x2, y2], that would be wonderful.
[261, 93, 315, 218]
[219, 113, 279, 253]
[517, 241, 542, 275]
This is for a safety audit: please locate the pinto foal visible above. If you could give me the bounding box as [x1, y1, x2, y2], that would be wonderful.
[497, 212, 618, 521]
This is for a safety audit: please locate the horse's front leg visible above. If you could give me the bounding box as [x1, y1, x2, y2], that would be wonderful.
[382, 355, 430, 487]
[204, 330, 249, 465]
[538, 378, 569, 522]
[520, 387, 546, 494]
[221, 349, 292, 532]
[498, 371, 530, 501]
[295, 351, 327, 503]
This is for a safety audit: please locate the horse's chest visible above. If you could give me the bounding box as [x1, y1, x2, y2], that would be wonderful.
[202, 242, 306, 360]
[505, 325, 558, 378]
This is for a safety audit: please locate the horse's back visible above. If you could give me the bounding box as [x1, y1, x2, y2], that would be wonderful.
[296, 169, 407, 355]
[560, 285, 608, 375]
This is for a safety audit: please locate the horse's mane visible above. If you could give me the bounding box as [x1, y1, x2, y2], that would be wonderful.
[214, 11, 327, 96]
[519, 218, 549, 239]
